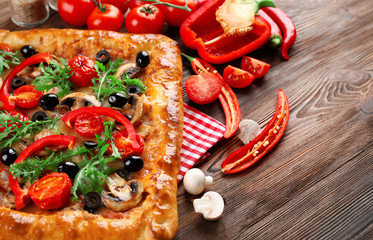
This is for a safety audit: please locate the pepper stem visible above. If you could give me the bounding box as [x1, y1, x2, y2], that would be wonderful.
[268, 35, 282, 48]
[181, 53, 195, 63]
[256, 0, 276, 11]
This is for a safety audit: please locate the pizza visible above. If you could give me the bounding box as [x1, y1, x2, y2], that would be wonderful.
[0, 29, 183, 239]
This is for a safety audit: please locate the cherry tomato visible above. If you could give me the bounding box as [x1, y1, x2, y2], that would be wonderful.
[29, 172, 72, 210]
[223, 65, 255, 88]
[0, 111, 28, 136]
[240, 56, 271, 78]
[13, 85, 43, 108]
[58, 0, 95, 27]
[0, 43, 12, 52]
[68, 56, 97, 87]
[127, 0, 153, 9]
[109, 130, 144, 159]
[185, 72, 222, 105]
[125, 4, 165, 34]
[158, 0, 196, 27]
[73, 112, 104, 137]
[101, 0, 128, 14]
[87, 4, 124, 32]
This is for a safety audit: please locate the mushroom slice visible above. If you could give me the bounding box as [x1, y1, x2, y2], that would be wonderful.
[60, 92, 101, 111]
[114, 62, 141, 80]
[102, 173, 144, 212]
[193, 191, 225, 221]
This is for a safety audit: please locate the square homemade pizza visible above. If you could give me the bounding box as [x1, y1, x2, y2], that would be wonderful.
[0, 29, 183, 239]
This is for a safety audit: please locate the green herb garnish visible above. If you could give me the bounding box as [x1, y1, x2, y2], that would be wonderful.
[32, 59, 73, 98]
[122, 74, 147, 93]
[0, 112, 59, 148]
[0, 50, 22, 74]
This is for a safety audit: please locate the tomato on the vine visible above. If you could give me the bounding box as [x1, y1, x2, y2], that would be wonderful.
[101, 0, 128, 14]
[185, 72, 222, 105]
[68, 56, 97, 87]
[13, 85, 43, 108]
[158, 0, 196, 27]
[58, 0, 95, 27]
[127, 0, 154, 9]
[87, 4, 124, 32]
[126, 4, 165, 34]
[195, 0, 208, 9]
[73, 112, 104, 137]
[240, 56, 271, 78]
[223, 65, 255, 88]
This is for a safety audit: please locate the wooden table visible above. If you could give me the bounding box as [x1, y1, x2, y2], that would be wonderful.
[1, 0, 372, 239]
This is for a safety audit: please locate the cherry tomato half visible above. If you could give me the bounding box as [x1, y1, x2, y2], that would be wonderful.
[158, 0, 196, 27]
[68, 56, 97, 87]
[185, 72, 222, 105]
[108, 130, 144, 159]
[29, 172, 72, 210]
[223, 65, 255, 89]
[87, 4, 124, 32]
[73, 112, 104, 137]
[126, 4, 165, 34]
[13, 85, 43, 108]
[0, 111, 28, 136]
[101, 0, 128, 14]
[0, 43, 12, 52]
[127, 0, 153, 9]
[240, 56, 271, 79]
[58, 0, 95, 27]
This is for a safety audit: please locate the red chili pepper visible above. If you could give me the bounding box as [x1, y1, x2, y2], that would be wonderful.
[182, 53, 241, 138]
[0, 52, 52, 111]
[62, 106, 142, 151]
[8, 135, 76, 210]
[221, 89, 289, 174]
[180, 0, 273, 64]
[261, 7, 296, 60]
[258, 9, 282, 48]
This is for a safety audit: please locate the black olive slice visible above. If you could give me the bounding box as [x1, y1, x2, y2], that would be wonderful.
[39, 93, 59, 110]
[116, 169, 129, 180]
[84, 192, 102, 212]
[126, 85, 141, 96]
[136, 51, 150, 68]
[83, 141, 98, 149]
[96, 50, 110, 64]
[108, 92, 128, 108]
[31, 111, 48, 122]
[60, 97, 76, 108]
[1, 147, 18, 166]
[57, 161, 80, 179]
[20, 45, 36, 58]
[123, 156, 144, 172]
[10, 77, 26, 90]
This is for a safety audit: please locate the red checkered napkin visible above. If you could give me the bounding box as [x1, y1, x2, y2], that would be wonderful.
[177, 104, 226, 182]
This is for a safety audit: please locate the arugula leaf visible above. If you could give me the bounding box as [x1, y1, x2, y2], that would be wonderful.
[32, 59, 73, 98]
[0, 111, 59, 148]
[0, 50, 22, 74]
[121, 74, 147, 93]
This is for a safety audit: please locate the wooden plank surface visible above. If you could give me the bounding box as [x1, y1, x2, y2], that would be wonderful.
[0, 0, 372, 239]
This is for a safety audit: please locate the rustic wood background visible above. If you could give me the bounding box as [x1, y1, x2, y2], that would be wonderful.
[0, 0, 372, 239]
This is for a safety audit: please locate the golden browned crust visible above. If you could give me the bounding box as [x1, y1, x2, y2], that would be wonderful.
[0, 29, 183, 240]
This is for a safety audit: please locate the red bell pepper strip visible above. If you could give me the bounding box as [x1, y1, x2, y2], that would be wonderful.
[261, 7, 296, 60]
[180, 0, 273, 64]
[182, 53, 241, 138]
[8, 135, 76, 210]
[221, 89, 289, 174]
[258, 9, 282, 48]
[62, 106, 142, 151]
[0, 52, 52, 111]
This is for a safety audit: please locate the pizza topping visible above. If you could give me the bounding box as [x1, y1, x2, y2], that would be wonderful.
[39, 93, 59, 110]
[73, 112, 104, 137]
[84, 191, 102, 213]
[10, 76, 26, 90]
[193, 191, 224, 221]
[57, 161, 80, 179]
[20, 45, 37, 59]
[136, 51, 150, 68]
[83, 141, 98, 149]
[60, 92, 101, 111]
[68, 56, 98, 88]
[14, 85, 44, 109]
[102, 173, 144, 212]
[114, 62, 141, 80]
[126, 85, 141, 96]
[1, 147, 18, 166]
[95, 50, 111, 65]
[108, 92, 128, 108]
[123, 156, 143, 172]
[31, 111, 48, 122]
[0, 49, 22, 75]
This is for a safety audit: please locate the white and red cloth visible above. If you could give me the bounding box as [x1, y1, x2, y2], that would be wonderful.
[177, 104, 226, 182]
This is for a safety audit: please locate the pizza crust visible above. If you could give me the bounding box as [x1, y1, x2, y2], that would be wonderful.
[0, 29, 183, 240]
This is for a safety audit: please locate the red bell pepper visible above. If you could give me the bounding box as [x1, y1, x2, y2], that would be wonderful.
[180, 0, 274, 64]
[0, 52, 52, 111]
[62, 106, 142, 152]
[182, 53, 241, 138]
[9, 135, 76, 210]
[221, 89, 289, 174]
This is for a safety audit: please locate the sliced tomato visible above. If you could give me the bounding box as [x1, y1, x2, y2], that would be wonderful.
[223, 65, 255, 88]
[240, 56, 270, 78]
[13, 85, 43, 108]
[108, 130, 144, 159]
[0, 43, 12, 52]
[73, 112, 104, 137]
[0, 111, 28, 136]
[29, 172, 72, 210]
[68, 56, 98, 87]
[185, 72, 222, 105]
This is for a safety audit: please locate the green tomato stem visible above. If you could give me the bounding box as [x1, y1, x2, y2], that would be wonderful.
[138, 0, 191, 12]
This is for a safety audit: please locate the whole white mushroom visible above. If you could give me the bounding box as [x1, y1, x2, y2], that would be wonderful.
[183, 168, 213, 195]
